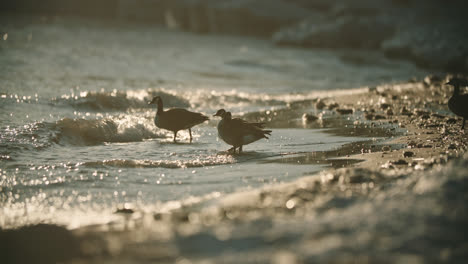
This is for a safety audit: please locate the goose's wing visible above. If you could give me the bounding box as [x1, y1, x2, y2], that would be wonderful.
[249, 122, 266, 128]
[231, 118, 271, 139]
[163, 108, 209, 129]
[449, 94, 468, 118]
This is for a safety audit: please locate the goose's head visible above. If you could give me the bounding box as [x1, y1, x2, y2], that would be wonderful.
[213, 109, 226, 117]
[446, 77, 468, 87]
[148, 96, 162, 105]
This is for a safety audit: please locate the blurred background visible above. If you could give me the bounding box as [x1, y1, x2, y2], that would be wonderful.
[2, 0, 467, 73]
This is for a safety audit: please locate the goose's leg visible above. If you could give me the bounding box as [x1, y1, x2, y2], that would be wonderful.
[227, 147, 235, 153]
[238, 146, 243, 153]
[463, 118, 465, 129]
[173, 131, 178, 142]
[188, 128, 193, 142]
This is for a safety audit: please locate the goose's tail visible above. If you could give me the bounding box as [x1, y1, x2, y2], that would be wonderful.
[195, 113, 210, 123]
[262, 129, 272, 139]
[251, 122, 266, 128]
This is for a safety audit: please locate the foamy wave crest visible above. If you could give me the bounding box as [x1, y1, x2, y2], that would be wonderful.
[81, 156, 235, 169]
[182, 90, 286, 110]
[52, 87, 368, 114]
[55, 115, 161, 145]
[52, 89, 189, 111]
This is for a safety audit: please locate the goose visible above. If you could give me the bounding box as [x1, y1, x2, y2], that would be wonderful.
[213, 109, 271, 153]
[149, 96, 209, 142]
[446, 77, 468, 129]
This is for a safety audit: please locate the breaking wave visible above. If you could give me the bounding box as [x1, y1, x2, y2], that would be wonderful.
[50, 88, 326, 112]
[50, 86, 369, 114]
[52, 89, 190, 111]
[54, 115, 161, 146]
[0, 114, 163, 156]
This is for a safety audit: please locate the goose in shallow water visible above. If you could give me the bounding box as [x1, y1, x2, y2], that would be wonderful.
[214, 109, 271, 153]
[149, 96, 209, 142]
[446, 77, 468, 129]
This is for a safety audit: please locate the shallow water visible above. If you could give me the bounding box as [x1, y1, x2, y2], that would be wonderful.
[0, 16, 429, 228]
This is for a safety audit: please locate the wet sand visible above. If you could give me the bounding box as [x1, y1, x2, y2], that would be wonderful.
[2, 76, 467, 264]
[334, 77, 467, 169]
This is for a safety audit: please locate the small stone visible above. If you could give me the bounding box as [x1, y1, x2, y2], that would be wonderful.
[401, 106, 412, 116]
[315, 99, 326, 110]
[365, 113, 374, 120]
[336, 108, 353, 115]
[448, 144, 457, 150]
[115, 208, 134, 214]
[154, 213, 163, 220]
[386, 109, 394, 115]
[327, 102, 339, 110]
[446, 118, 457, 124]
[302, 113, 318, 122]
[403, 151, 414, 158]
[380, 103, 391, 110]
[414, 109, 429, 116]
[431, 113, 445, 119]
[391, 159, 408, 165]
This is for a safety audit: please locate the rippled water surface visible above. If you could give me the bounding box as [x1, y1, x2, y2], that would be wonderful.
[0, 16, 429, 228]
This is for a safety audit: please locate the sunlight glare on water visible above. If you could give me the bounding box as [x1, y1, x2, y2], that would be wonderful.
[0, 16, 429, 228]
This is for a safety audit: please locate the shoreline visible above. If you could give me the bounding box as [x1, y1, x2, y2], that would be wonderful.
[335, 78, 467, 170]
[2, 76, 467, 263]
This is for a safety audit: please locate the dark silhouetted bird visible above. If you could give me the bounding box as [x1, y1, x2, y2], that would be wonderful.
[213, 109, 271, 153]
[149, 96, 208, 142]
[446, 77, 468, 129]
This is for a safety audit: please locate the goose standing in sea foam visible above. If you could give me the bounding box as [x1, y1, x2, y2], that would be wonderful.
[213, 109, 271, 153]
[149, 96, 209, 142]
[446, 77, 468, 129]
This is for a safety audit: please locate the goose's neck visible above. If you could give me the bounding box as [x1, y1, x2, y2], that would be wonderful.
[156, 101, 164, 114]
[453, 86, 461, 96]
